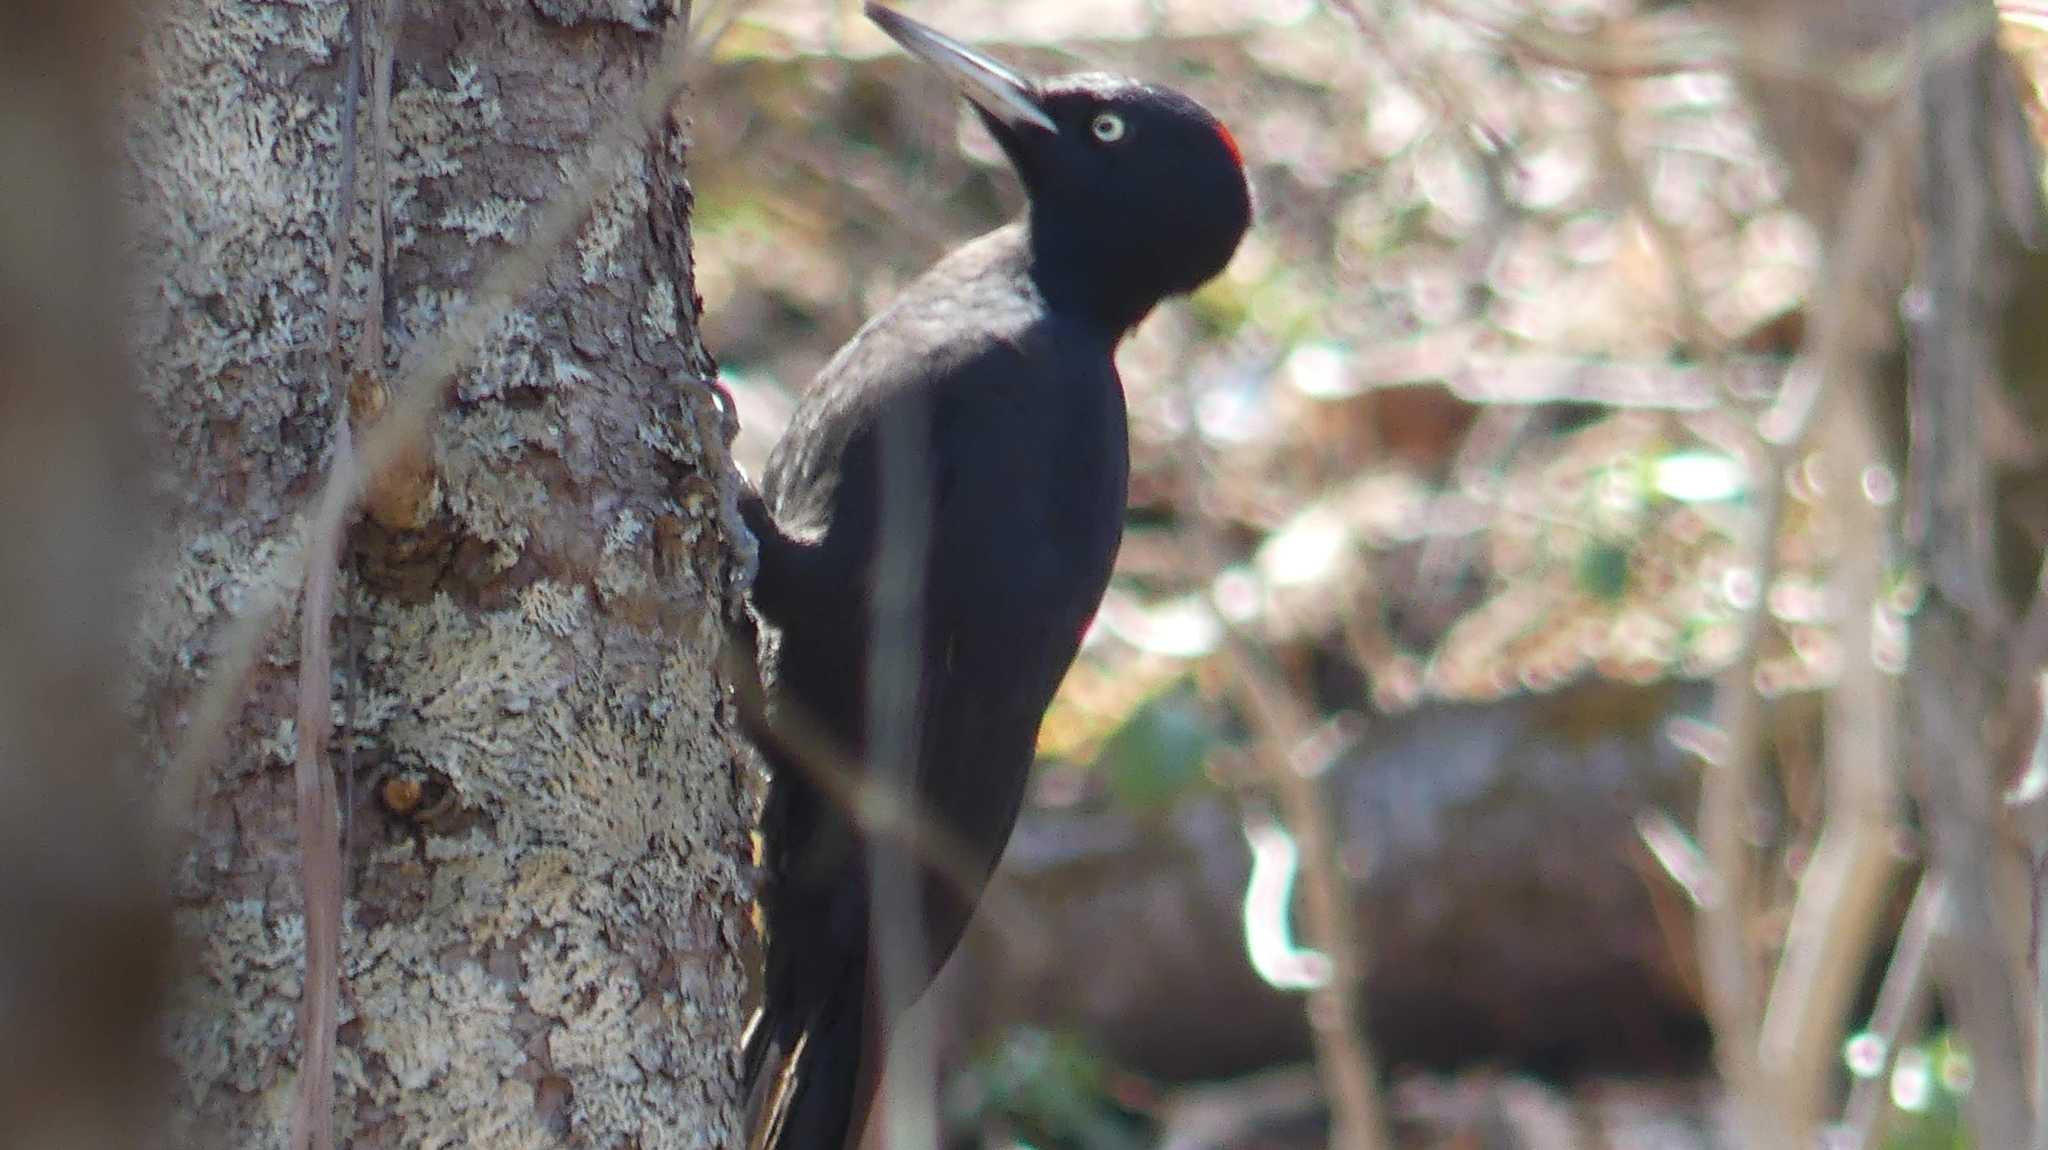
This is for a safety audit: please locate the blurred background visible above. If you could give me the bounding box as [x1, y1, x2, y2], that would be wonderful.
[695, 1, 2048, 1147]
[17, 0, 2048, 1146]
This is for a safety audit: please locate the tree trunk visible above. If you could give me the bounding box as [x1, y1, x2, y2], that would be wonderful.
[127, 2, 755, 1144]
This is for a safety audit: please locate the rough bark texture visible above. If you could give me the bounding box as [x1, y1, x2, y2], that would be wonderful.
[126, 2, 754, 1145]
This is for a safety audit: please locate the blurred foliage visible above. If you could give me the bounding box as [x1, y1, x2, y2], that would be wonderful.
[696, 0, 1850, 781]
[1872, 1033, 1976, 1150]
[948, 1028, 1156, 1150]
[1093, 685, 1221, 814]
[691, 1, 2048, 1144]
[1034, 655, 1191, 769]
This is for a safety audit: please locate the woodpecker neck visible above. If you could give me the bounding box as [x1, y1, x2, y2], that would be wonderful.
[1023, 209, 1162, 339]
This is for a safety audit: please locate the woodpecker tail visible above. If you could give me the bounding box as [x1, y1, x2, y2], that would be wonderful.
[743, 956, 875, 1150]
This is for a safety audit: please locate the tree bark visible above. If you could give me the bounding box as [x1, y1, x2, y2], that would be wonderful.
[127, 2, 754, 1145]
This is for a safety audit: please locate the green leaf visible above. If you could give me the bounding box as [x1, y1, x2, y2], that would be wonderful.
[1095, 688, 1218, 813]
[1575, 540, 1631, 601]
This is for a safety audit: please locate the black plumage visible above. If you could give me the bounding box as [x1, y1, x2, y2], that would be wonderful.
[739, 7, 1251, 1148]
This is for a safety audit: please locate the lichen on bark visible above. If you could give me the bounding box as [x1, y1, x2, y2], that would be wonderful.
[129, 2, 753, 1145]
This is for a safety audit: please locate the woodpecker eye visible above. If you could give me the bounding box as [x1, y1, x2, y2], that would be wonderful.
[1090, 112, 1127, 144]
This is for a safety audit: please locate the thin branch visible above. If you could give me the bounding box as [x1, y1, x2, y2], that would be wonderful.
[157, 565, 298, 830]
[337, 0, 401, 905]
[1682, 206, 1795, 1150]
[1325, 0, 1518, 185]
[287, 420, 353, 1150]
[865, 377, 938, 1150]
[1635, 809, 1715, 912]
[1627, 813, 1709, 1010]
[1838, 876, 1947, 1150]
[2033, 849, 2048, 1150]
[1750, 113, 1914, 1140]
[1585, 63, 1709, 358]
[2004, 592, 2048, 1150]
[1217, 642, 1390, 1150]
[1903, 7, 2037, 1142]
[288, 5, 370, 1140]
[317, 4, 365, 383]
[1757, 373, 1904, 1136]
[1174, 364, 1391, 1149]
[1684, 93, 1911, 1150]
[1437, 0, 1996, 103]
[358, 0, 397, 376]
[718, 639, 1042, 978]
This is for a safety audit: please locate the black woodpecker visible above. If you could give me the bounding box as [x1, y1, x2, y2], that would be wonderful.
[738, 6, 1251, 1147]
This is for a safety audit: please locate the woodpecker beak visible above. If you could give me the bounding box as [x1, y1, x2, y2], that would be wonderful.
[865, 4, 1058, 135]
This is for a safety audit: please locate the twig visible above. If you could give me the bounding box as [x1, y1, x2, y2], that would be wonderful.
[1837, 876, 1947, 1150]
[1680, 87, 1911, 1150]
[801, 54, 947, 1140]
[337, 0, 400, 907]
[1628, 812, 1709, 1009]
[866, 388, 939, 1150]
[2003, 595, 2048, 1149]
[158, 565, 298, 831]
[1585, 61, 1709, 358]
[1440, 0, 1996, 103]
[288, 5, 372, 1141]
[2032, 843, 2048, 1150]
[1683, 202, 1786, 1150]
[1475, 6, 1741, 81]
[720, 640, 1039, 964]
[317, 4, 365, 381]
[1902, 6, 2037, 1143]
[358, 0, 397, 375]
[1325, 0, 1514, 165]
[1218, 643, 1390, 1150]
[1756, 369, 1904, 1138]
[1325, 0, 1521, 318]
[1749, 111, 1913, 1139]
[288, 420, 353, 1150]
[1174, 359, 1391, 1149]
[1635, 809, 1714, 911]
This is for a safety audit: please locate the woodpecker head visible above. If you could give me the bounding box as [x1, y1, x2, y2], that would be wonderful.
[867, 3, 1253, 332]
